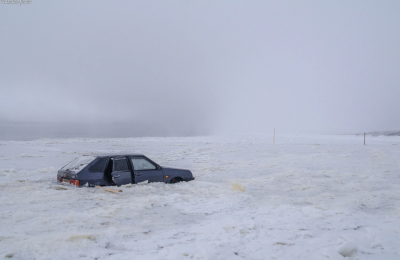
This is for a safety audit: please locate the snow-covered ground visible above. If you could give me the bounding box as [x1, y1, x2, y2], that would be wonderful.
[0, 134, 399, 260]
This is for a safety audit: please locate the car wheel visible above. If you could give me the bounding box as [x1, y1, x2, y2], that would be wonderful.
[170, 177, 183, 184]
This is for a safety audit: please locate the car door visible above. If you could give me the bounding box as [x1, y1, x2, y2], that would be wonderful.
[130, 157, 164, 183]
[111, 157, 133, 186]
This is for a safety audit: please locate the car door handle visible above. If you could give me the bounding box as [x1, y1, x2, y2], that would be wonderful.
[135, 173, 142, 176]
[113, 175, 120, 178]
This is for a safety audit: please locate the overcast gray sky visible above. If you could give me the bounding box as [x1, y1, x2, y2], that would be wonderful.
[1, 0, 399, 136]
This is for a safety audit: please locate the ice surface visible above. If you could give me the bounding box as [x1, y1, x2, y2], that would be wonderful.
[0, 134, 399, 259]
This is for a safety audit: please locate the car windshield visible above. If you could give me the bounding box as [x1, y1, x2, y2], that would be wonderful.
[62, 155, 96, 173]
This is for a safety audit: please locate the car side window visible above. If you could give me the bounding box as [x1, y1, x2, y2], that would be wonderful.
[130, 157, 157, 171]
[113, 158, 129, 172]
[89, 158, 107, 173]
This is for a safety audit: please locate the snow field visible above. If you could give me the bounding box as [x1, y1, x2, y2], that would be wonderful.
[0, 134, 399, 259]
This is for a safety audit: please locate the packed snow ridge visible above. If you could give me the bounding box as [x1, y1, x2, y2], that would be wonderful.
[366, 131, 400, 137]
[0, 134, 399, 260]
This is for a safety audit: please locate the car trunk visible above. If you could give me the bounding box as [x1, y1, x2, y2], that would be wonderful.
[57, 155, 96, 186]
[57, 169, 80, 186]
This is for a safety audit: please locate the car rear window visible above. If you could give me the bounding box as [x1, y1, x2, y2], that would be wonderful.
[62, 155, 96, 173]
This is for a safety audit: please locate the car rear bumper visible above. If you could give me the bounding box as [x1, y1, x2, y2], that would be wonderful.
[57, 176, 80, 186]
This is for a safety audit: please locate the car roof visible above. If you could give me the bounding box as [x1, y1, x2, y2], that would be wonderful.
[91, 153, 146, 158]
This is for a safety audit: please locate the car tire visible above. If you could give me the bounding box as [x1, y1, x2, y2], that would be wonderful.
[170, 177, 183, 184]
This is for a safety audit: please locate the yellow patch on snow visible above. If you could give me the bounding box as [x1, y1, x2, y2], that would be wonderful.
[66, 235, 96, 242]
[231, 181, 246, 192]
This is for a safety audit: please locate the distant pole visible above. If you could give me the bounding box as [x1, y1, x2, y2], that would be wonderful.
[364, 132, 366, 145]
[273, 128, 275, 145]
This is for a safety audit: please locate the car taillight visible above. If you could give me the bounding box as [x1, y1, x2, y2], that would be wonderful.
[69, 180, 80, 186]
[57, 177, 62, 182]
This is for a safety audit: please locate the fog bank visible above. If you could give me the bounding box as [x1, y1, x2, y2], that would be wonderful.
[1, 1, 399, 137]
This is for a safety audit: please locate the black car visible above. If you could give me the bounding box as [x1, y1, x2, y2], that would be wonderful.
[57, 153, 194, 187]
